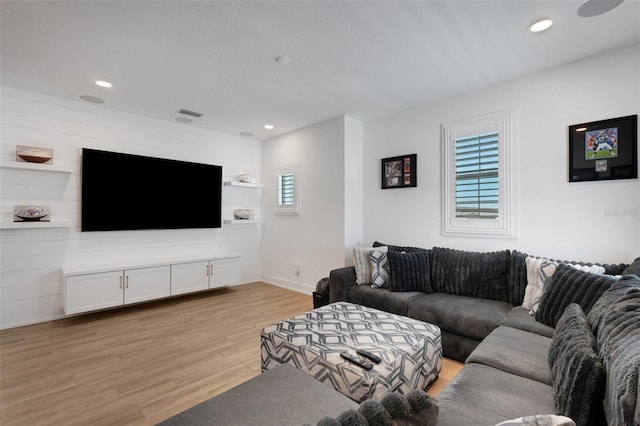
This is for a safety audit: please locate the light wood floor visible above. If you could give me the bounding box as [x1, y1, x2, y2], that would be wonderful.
[0, 282, 463, 425]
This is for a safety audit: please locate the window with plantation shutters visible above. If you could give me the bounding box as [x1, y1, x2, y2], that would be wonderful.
[276, 162, 301, 215]
[279, 173, 294, 207]
[442, 109, 517, 237]
[455, 132, 499, 219]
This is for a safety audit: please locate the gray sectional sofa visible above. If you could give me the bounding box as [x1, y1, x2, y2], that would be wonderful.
[163, 246, 640, 426]
[329, 244, 629, 362]
[326, 244, 640, 425]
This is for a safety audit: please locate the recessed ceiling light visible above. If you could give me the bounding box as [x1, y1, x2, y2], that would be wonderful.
[529, 19, 553, 33]
[95, 80, 112, 88]
[578, 0, 624, 17]
[275, 56, 291, 65]
[175, 117, 193, 124]
[79, 95, 105, 104]
[239, 132, 254, 137]
[264, 124, 274, 130]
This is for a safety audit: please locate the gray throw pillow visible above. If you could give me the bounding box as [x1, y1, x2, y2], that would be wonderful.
[535, 263, 617, 328]
[548, 303, 605, 426]
[622, 256, 640, 276]
[594, 284, 640, 426]
[586, 274, 640, 333]
[430, 247, 511, 302]
[508, 250, 529, 306]
[388, 250, 432, 293]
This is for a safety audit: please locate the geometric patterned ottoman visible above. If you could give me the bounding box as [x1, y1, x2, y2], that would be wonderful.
[260, 302, 442, 403]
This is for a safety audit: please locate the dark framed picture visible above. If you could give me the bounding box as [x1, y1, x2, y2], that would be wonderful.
[381, 154, 417, 189]
[569, 115, 637, 182]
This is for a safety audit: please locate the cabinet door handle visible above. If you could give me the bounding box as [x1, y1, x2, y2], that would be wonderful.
[126, 275, 129, 288]
[120, 276, 123, 289]
[206, 265, 209, 276]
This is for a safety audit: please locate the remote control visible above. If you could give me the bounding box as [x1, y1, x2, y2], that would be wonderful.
[340, 351, 373, 370]
[356, 349, 382, 364]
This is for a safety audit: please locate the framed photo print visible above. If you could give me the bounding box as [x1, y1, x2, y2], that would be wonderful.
[381, 154, 417, 189]
[569, 115, 637, 182]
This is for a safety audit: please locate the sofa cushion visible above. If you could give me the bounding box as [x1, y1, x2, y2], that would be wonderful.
[369, 246, 390, 288]
[346, 285, 423, 317]
[407, 293, 512, 341]
[587, 274, 640, 333]
[388, 250, 432, 293]
[594, 282, 640, 426]
[159, 363, 358, 425]
[467, 326, 552, 385]
[535, 263, 617, 328]
[499, 306, 554, 337]
[436, 363, 555, 426]
[439, 330, 482, 362]
[430, 247, 511, 303]
[548, 304, 605, 425]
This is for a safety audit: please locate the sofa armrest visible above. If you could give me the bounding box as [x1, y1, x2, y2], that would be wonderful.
[329, 266, 357, 303]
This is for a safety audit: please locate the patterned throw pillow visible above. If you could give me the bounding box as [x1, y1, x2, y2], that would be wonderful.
[353, 246, 379, 285]
[388, 250, 432, 293]
[369, 247, 390, 288]
[548, 304, 605, 425]
[523, 257, 558, 314]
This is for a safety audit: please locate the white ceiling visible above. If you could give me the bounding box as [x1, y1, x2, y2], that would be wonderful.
[1, 1, 639, 140]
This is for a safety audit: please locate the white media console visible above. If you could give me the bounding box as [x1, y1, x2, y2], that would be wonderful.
[63, 254, 241, 315]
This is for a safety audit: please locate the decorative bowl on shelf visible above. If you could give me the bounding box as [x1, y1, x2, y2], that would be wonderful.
[17, 148, 53, 163]
[14, 207, 49, 221]
[235, 172, 256, 184]
[233, 209, 254, 220]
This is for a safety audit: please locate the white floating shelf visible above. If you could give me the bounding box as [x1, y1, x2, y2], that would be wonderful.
[1, 161, 73, 174]
[224, 219, 259, 224]
[223, 181, 263, 188]
[1, 220, 72, 229]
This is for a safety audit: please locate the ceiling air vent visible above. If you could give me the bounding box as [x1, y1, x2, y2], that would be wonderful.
[178, 108, 204, 118]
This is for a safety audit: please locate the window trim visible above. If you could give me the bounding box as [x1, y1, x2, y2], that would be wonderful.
[441, 109, 517, 238]
[276, 162, 301, 216]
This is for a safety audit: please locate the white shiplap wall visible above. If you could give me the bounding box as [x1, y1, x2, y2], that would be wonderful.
[0, 87, 262, 329]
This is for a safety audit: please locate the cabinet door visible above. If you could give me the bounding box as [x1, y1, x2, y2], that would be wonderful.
[171, 261, 209, 296]
[64, 270, 124, 314]
[209, 257, 241, 289]
[124, 266, 171, 304]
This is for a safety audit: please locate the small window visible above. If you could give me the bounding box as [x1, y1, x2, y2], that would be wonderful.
[442, 109, 517, 238]
[276, 162, 301, 216]
[278, 172, 294, 207]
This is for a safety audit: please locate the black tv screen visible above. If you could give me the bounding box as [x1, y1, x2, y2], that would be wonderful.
[81, 148, 222, 232]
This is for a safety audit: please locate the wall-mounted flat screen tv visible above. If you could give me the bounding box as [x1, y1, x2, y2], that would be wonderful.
[81, 148, 222, 232]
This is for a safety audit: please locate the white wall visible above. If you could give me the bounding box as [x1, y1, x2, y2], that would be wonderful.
[0, 87, 262, 329]
[363, 43, 640, 264]
[261, 116, 362, 293]
[344, 115, 364, 266]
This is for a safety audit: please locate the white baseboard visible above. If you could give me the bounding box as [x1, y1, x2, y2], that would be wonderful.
[260, 274, 314, 295]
